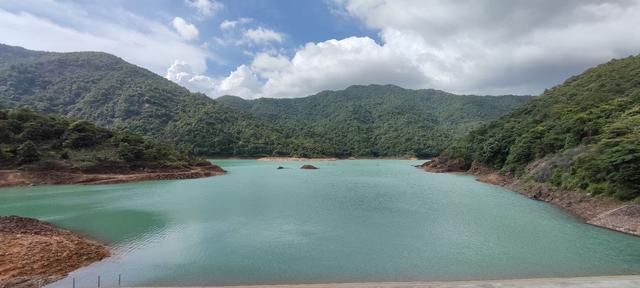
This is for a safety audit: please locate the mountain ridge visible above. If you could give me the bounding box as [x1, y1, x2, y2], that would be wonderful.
[0, 43, 532, 157]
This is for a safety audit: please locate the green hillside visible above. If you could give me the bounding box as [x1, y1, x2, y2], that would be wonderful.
[0, 44, 281, 156]
[0, 108, 208, 171]
[0, 44, 531, 157]
[218, 85, 531, 157]
[439, 56, 640, 200]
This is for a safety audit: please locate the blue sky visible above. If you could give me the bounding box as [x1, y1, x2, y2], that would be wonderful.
[1, 0, 640, 98]
[113, 0, 379, 76]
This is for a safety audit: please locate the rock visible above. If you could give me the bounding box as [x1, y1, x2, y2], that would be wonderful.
[300, 164, 318, 170]
[277, 166, 285, 169]
[418, 156, 469, 173]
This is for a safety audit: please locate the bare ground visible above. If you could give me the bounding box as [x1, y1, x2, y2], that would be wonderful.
[0, 216, 110, 288]
[257, 157, 338, 161]
[0, 164, 226, 188]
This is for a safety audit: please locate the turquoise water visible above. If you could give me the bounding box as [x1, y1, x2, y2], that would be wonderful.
[1, 160, 639, 287]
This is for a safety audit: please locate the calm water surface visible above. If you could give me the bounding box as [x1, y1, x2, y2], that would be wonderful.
[1, 160, 639, 287]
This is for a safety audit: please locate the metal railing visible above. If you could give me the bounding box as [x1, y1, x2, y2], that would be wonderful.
[37, 274, 122, 288]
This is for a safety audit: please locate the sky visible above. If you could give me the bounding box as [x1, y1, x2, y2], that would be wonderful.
[1, 0, 640, 99]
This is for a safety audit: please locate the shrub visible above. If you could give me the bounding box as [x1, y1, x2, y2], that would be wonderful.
[17, 141, 40, 164]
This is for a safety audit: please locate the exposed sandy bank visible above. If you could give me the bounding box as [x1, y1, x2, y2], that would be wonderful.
[0, 164, 226, 188]
[419, 161, 640, 236]
[0, 216, 109, 288]
[257, 157, 338, 161]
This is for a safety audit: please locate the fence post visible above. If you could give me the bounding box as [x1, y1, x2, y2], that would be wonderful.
[118, 274, 121, 287]
[97, 275, 100, 288]
[72, 277, 75, 288]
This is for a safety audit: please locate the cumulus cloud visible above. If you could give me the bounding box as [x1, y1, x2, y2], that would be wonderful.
[166, 61, 262, 98]
[334, 0, 640, 94]
[220, 18, 252, 30]
[169, 37, 424, 98]
[193, 0, 640, 98]
[185, 0, 223, 18]
[243, 27, 284, 44]
[12, 0, 637, 99]
[172, 17, 199, 41]
[0, 0, 209, 75]
[259, 37, 424, 97]
[215, 23, 286, 47]
[217, 65, 263, 97]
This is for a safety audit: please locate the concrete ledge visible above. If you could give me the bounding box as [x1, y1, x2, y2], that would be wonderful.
[133, 275, 640, 288]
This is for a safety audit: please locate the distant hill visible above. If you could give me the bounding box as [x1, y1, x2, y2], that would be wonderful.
[0, 108, 207, 171]
[435, 55, 640, 200]
[0, 44, 281, 156]
[0, 44, 532, 157]
[218, 85, 532, 157]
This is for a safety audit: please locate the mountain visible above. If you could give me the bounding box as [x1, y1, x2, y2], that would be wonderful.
[218, 85, 532, 157]
[0, 108, 208, 171]
[433, 55, 640, 201]
[0, 44, 532, 157]
[0, 44, 281, 156]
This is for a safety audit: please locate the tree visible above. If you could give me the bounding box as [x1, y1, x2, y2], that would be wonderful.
[17, 141, 40, 164]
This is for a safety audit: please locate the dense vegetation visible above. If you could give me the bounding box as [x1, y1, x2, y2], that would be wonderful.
[0, 43, 530, 157]
[218, 85, 531, 157]
[0, 44, 280, 156]
[0, 108, 207, 171]
[440, 56, 640, 201]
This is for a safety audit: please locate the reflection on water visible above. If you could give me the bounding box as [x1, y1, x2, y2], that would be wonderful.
[0, 160, 639, 287]
[55, 209, 166, 245]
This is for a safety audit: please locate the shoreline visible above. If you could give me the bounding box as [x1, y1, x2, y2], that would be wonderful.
[133, 275, 640, 288]
[0, 164, 226, 188]
[217, 157, 422, 161]
[0, 216, 110, 288]
[419, 162, 640, 237]
[256, 157, 339, 161]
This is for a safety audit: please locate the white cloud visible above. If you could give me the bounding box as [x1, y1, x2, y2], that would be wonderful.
[0, 1, 209, 76]
[13, 0, 636, 99]
[172, 17, 199, 41]
[220, 18, 252, 30]
[186, 1, 640, 99]
[243, 27, 284, 44]
[185, 0, 223, 18]
[251, 52, 290, 79]
[217, 65, 262, 97]
[169, 37, 424, 98]
[259, 37, 424, 98]
[166, 61, 262, 98]
[334, 0, 640, 95]
[215, 24, 286, 47]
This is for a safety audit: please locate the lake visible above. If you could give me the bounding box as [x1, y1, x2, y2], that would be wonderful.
[1, 160, 639, 287]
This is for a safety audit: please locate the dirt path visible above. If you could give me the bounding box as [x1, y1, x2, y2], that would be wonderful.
[0, 216, 110, 288]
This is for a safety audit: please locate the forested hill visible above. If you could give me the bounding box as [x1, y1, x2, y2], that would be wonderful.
[0, 43, 531, 157]
[218, 85, 532, 157]
[0, 108, 208, 171]
[436, 55, 640, 201]
[0, 44, 281, 156]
